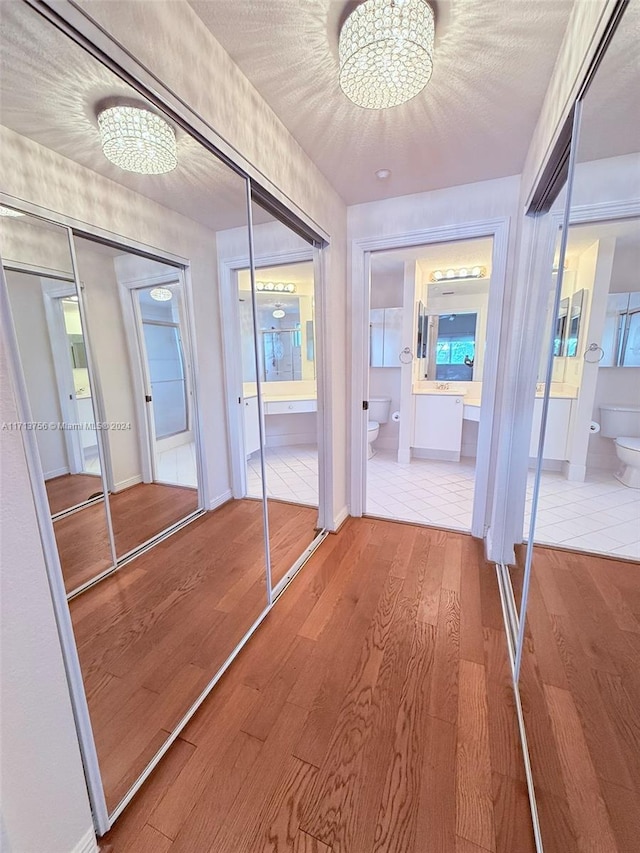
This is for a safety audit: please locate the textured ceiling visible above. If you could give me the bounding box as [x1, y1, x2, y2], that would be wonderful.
[189, 0, 575, 204]
[0, 2, 260, 233]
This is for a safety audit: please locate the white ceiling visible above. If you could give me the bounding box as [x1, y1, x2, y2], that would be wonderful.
[189, 0, 575, 204]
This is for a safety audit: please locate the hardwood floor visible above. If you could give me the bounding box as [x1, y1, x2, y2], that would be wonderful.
[71, 498, 317, 811]
[520, 546, 640, 853]
[55, 481, 199, 592]
[267, 498, 319, 586]
[46, 471, 103, 515]
[97, 517, 534, 852]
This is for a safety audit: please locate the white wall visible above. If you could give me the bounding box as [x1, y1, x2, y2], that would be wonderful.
[0, 336, 95, 853]
[4, 270, 68, 478]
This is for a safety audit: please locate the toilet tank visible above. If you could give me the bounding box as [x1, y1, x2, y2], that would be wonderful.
[369, 396, 391, 423]
[599, 404, 640, 438]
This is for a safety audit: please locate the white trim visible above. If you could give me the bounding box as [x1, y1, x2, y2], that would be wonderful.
[44, 465, 71, 480]
[112, 474, 143, 493]
[71, 827, 99, 853]
[209, 489, 233, 511]
[412, 448, 460, 462]
[350, 218, 511, 542]
[331, 505, 350, 533]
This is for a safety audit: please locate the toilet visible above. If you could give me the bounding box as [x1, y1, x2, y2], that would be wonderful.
[599, 404, 640, 488]
[367, 397, 391, 459]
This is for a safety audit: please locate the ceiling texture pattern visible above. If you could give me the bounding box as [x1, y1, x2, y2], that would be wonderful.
[189, 0, 575, 204]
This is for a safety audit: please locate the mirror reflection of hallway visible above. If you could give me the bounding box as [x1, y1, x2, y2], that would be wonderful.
[72, 237, 200, 562]
[365, 236, 494, 533]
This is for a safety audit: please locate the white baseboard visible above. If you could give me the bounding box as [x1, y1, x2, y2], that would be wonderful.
[412, 448, 460, 462]
[528, 457, 563, 472]
[209, 489, 233, 511]
[71, 827, 98, 853]
[44, 465, 70, 480]
[331, 505, 350, 532]
[113, 474, 143, 492]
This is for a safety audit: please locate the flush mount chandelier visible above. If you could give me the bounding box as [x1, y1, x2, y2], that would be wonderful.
[149, 287, 173, 302]
[98, 105, 177, 175]
[256, 281, 297, 293]
[431, 266, 487, 282]
[339, 0, 435, 109]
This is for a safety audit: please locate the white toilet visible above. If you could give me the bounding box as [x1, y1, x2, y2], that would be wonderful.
[600, 404, 640, 488]
[367, 397, 391, 459]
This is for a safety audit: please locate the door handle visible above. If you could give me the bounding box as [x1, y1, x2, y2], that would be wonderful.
[145, 394, 152, 402]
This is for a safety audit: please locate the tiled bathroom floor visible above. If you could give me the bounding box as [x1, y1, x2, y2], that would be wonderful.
[366, 450, 476, 532]
[247, 444, 319, 506]
[156, 441, 198, 488]
[525, 468, 640, 561]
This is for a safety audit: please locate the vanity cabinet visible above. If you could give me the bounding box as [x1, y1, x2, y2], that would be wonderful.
[529, 397, 573, 460]
[412, 394, 464, 459]
[264, 398, 317, 415]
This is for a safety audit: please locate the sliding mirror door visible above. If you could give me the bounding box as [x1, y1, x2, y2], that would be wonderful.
[515, 6, 640, 851]
[248, 201, 323, 590]
[0, 210, 114, 593]
[1, 0, 270, 820]
[72, 238, 199, 559]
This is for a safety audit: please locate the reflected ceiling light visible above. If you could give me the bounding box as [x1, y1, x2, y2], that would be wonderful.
[431, 266, 487, 282]
[149, 287, 173, 302]
[376, 168, 391, 180]
[98, 105, 177, 175]
[339, 0, 435, 110]
[256, 281, 296, 293]
[273, 308, 286, 319]
[0, 206, 25, 217]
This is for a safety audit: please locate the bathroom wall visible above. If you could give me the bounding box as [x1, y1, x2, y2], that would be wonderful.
[589, 233, 640, 470]
[369, 264, 403, 450]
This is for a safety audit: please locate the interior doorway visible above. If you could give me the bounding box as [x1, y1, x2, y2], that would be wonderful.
[361, 234, 499, 534]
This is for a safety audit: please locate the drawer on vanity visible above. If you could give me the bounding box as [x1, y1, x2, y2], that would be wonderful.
[264, 399, 317, 415]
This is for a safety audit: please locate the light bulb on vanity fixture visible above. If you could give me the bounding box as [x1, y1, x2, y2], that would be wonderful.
[97, 104, 177, 175]
[256, 282, 296, 293]
[430, 266, 487, 283]
[338, 0, 435, 109]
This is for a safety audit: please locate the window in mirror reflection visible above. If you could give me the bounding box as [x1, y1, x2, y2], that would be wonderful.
[434, 312, 477, 381]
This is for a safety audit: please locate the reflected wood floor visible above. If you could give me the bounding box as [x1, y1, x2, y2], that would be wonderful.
[71, 498, 317, 811]
[55, 482, 199, 593]
[520, 546, 640, 853]
[99, 517, 534, 853]
[46, 471, 103, 515]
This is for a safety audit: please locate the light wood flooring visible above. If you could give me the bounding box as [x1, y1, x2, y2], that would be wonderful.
[520, 546, 640, 853]
[71, 498, 317, 811]
[46, 471, 103, 515]
[55, 481, 199, 592]
[98, 517, 535, 852]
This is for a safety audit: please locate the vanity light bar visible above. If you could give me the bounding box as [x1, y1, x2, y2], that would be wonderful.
[431, 266, 486, 282]
[255, 282, 296, 293]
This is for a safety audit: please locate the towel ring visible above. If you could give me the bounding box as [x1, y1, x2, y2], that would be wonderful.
[399, 347, 413, 364]
[583, 343, 604, 363]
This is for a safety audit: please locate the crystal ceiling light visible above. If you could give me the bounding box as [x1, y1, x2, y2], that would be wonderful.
[149, 287, 173, 302]
[339, 0, 435, 109]
[98, 105, 177, 175]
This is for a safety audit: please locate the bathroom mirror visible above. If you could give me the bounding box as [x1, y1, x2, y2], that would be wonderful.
[370, 306, 402, 367]
[565, 287, 586, 356]
[417, 310, 479, 381]
[554, 296, 569, 356]
[602, 291, 640, 366]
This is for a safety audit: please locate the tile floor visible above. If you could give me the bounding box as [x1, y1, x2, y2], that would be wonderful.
[366, 450, 476, 532]
[247, 444, 319, 506]
[156, 441, 198, 488]
[525, 467, 640, 561]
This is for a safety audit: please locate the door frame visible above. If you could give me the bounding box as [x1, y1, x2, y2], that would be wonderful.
[119, 271, 195, 487]
[350, 217, 510, 539]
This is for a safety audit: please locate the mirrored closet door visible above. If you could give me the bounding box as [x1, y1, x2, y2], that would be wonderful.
[513, 6, 640, 851]
[0, 0, 275, 821]
[1, 210, 115, 592]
